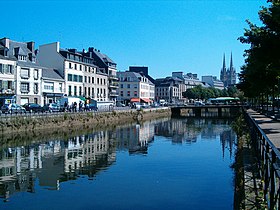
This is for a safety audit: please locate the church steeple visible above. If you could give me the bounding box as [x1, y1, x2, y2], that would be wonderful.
[229, 52, 233, 69]
[220, 53, 227, 82]
[223, 53, 226, 70]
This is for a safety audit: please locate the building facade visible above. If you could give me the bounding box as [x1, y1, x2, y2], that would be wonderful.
[41, 68, 64, 104]
[37, 42, 109, 102]
[0, 55, 16, 105]
[86, 48, 118, 102]
[0, 38, 43, 105]
[202, 75, 224, 90]
[117, 71, 155, 105]
[155, 76, 185, 104]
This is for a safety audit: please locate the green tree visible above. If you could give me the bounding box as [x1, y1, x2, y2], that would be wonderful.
[238, 1, 280, 101]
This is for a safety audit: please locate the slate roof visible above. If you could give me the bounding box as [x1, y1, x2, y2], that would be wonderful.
[93, 49, 115, 64]
[42, 68, 64, 81]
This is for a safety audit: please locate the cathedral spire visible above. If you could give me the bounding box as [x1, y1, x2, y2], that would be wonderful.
[222, 53, 226, 70]
[230, 52, 233, 69]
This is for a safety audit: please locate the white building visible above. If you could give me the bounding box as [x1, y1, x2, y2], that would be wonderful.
[37, 42, 109, 101]
[0, 38, 43, 105]
[0, 55, 16, 105]
[202, 75, 224, 90]
[117, 71, 155, 105]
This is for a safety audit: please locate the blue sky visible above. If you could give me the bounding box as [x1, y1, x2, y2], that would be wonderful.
[2, 0, 266, 80]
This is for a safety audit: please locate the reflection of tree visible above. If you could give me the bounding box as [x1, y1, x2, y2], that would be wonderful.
[155, 118, 236, 157]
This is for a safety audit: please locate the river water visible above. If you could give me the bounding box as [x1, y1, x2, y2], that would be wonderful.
[0, 117, 237, 210]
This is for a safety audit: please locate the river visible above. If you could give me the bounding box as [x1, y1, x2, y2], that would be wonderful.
[0, 117, 237, 210]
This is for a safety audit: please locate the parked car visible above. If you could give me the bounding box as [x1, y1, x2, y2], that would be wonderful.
[194, 101, 205, 106]
[86, 103, 98, 111]
[116, 102, 125, 107]
[1, 104, 26, 114]
[43, 103, 60, 112]
[22, 103, 44, 113]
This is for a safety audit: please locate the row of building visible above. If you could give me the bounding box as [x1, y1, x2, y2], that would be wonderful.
[0, 37, 236, 106]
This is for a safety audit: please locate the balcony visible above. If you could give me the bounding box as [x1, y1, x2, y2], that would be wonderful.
[108, 74, 119, 81]
[109, 82, 119, 89]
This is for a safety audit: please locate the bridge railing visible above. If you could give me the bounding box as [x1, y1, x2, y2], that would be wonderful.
[245, 110, 280, 209]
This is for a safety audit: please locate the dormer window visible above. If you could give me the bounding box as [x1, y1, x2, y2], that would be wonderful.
[19, 55, 27, 61]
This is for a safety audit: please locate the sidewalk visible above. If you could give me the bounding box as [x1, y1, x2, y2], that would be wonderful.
[247, 109, 280, 148]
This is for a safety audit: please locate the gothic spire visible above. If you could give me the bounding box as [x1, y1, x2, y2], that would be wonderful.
[230, 52, 233, 69]
[222, 53, 226, 71]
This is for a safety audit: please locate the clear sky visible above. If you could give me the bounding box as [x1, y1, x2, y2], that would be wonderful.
[1, 0, 266, 80]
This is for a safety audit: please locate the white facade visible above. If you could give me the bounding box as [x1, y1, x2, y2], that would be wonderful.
[0, 57, 16, 96]
[38, 42, 109, 101]
[117, 71, 154, 104]
[15, 65, 42, 105]
[202, 75, 224, 90]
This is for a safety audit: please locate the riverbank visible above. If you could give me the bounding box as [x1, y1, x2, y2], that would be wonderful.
[0, 107, 171, 145]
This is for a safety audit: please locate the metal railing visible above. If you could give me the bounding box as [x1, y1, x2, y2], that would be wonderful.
[245, 110, 280, 210]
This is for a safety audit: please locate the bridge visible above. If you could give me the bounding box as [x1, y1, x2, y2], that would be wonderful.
[170, 104, 242, 118]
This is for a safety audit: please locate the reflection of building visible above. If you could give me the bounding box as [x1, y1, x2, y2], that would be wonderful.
[0, 130, 115, 200]
[115, 122, 155, 154]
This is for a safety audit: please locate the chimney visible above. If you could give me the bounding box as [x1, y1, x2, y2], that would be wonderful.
[1, 37, 10, 49]
[27, 41, 35, 52]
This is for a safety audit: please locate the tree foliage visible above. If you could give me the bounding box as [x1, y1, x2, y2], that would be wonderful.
[238, 1, 280, 98]
[182, 85, 241, 100]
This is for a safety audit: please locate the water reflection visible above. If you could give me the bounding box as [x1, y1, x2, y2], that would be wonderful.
[0, 117, 236, 205]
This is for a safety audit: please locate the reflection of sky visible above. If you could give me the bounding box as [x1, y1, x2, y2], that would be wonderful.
[0, 118, 236, 210]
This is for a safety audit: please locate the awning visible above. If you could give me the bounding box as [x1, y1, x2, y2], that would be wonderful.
[79, 96, 86, 101]
[141, 98, 152, 103]
[131, 98, 140, 102]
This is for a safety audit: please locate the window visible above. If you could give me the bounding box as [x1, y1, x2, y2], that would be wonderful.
[127, 91, 130, 97]
[73, 75, 78, 82]
[78, 75, 83, 82]
[79, 86, 82, 96]
[74, 86, 77, 96]
[120, 91, 123, 97]
[59, 83, 63, 92]
[20, 68, 29, 78]
[34, 83, 38, 94]
[92, 88, 94, 97]
[68, 86, 72, 96]
[69, 62, 72, 69]
[84, 76, 87, 83]
[74, 64, 77, 70]
[19, 55, 27, 61]
[84, 87, 87, 96]
[20, 82, 29, 93]
[68, 74, 73, 81]
[88, 87, 91, 96]
[134, 91, 137, 97]
[97, 78, 99, 84]
[34, 69, 38, 80]
[92, 77, 94, 84]
[127, 84, 130, 88]
[34, 98, 38, 104]
[80, 65, 82, 71]
[44, 82, 54, 91]
[120, 84, 123, 88]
